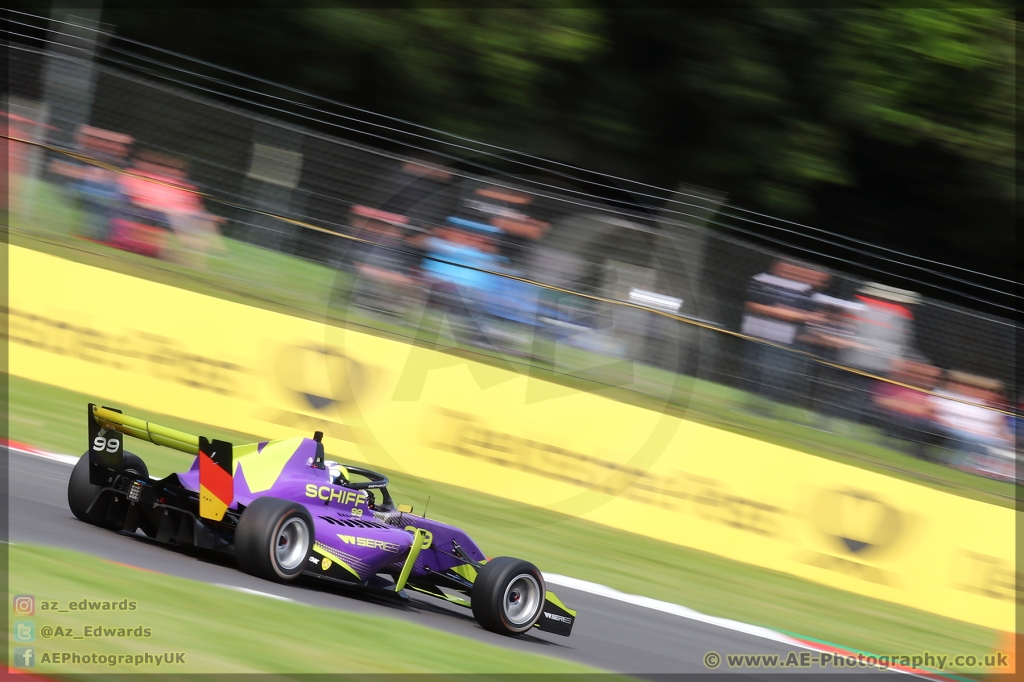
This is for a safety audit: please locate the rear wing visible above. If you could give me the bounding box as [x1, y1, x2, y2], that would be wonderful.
[87, 403, 234, 520]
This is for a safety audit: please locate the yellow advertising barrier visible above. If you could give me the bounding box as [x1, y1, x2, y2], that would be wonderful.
[7, 245, 1016, 631]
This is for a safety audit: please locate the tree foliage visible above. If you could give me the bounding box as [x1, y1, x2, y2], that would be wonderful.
[92, 3, 1017, 281]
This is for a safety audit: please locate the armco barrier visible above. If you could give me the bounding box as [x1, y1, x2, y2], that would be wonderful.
[7, 245, 1015, 631]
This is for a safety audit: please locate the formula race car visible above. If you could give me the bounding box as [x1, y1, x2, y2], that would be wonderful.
[68, 404, 576, 637]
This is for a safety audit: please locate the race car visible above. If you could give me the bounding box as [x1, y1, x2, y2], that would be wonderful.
[68, 403, 576, 637]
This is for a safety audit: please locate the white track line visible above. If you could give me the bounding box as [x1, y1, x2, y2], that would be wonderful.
[11, 445, 940, 678]
[542, 575, 941, 678]
[543, 573, 795, 644]
[214, 584, 295, 602]
[8, 444, 79, 467]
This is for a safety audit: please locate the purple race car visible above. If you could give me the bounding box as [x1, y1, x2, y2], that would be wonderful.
[67, 403, 576, 637]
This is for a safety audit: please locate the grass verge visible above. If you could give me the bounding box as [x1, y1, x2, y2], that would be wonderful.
[6, 543, 602, 674]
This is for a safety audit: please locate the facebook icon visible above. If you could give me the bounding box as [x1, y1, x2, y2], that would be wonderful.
[14, 647, 35, 668]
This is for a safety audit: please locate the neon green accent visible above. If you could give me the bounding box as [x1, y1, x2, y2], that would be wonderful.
[394, 529, 426, 592]
[335, 464, 350, 483]
[442, 593, 471, 608]
[405, 584, 445, 599]
[229, 438, 260, 471]
[545, 591, 577, 617]
[405, 584, 472, 609]
[312, 543, 360, 579]
[236, 437, 304, 492]
[451, 564, 478, 583]
[92, 405, 200, 454]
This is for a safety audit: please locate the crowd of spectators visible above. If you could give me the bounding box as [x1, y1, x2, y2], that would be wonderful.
[741, 259, 1017, 480]
[340, 178, 549, 351]
[49, 125, 225, 268]
[331, 169, 1017, 483]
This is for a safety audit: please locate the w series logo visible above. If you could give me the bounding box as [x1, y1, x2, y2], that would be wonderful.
[544, 612, 572, 624]
[337, 534, 400, 553]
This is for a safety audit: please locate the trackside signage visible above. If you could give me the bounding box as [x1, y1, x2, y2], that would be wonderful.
[7, 246, 1015, 631]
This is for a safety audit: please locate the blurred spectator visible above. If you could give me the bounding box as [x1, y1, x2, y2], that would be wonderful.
[378, 159, 454, 221]
[118, 150, 225, 267]
[837, 282, 920, 422]
[871, 358, 943, 460]
[4, 112, 55, 212]
[50, 125, 133, 242]
[50, 124, 133, 171]
[422, 217, 505, 290]
[461, 186, 550, 269]
[800, 293, 865, 419]
[420, 217, 510, 345]
[345, 205, 423, 319]
[930, 371, 1014, 470]
[740, 260, 830, 410]
[1016, 399, 1023, 458]
[1013, 400, 1023, 484]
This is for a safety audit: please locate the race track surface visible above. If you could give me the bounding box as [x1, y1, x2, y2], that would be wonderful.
[9, 450, 892, 677]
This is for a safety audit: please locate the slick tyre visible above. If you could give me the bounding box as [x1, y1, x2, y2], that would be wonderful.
[235, 497, 313, 583]
[68, 451, 148, 527]
[471, 557, 545, 636]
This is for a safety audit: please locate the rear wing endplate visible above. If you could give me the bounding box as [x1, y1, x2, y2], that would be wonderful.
[87, 403, 234, 520]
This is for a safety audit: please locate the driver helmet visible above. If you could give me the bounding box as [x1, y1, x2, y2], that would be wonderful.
[323, 460, 348, 485]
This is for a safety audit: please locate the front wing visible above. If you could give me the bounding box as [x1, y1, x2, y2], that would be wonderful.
[537, 591, 576, 636]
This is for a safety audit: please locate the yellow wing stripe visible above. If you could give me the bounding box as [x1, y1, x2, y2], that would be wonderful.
[312, 543, 361, 579]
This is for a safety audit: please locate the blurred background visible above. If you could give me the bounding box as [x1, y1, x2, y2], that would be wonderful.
[3, 4, 1018, 502]
[4, 5, 1019, 671]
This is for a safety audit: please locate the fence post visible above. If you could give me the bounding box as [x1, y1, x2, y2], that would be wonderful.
[654, 183, 727, 381]
[240, 121, 305, 254]
[40, 2, 108, 154]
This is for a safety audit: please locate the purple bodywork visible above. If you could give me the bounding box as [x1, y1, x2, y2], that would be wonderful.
[176, 436, 486, 584]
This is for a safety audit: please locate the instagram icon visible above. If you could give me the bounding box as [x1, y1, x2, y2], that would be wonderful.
[13, 595, 34, 616]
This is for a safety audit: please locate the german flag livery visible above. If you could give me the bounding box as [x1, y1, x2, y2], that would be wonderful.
[198, 436, 233, 521]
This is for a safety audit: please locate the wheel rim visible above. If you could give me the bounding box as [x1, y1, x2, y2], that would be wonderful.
[274, 517, 309, 571]
[503, 574, 541, 626]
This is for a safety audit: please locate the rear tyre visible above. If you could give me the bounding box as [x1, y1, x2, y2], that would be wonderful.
[68, 451, 148, 526]
[471, 557, 545, 636]
[234, 497, 313, 582]
[122, 453, 149, 478]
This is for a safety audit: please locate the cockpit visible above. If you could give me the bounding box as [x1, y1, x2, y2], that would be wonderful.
[308, 430, 396, 512]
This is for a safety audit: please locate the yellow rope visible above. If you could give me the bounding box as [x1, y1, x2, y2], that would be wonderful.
[6, 134, 1018, 418]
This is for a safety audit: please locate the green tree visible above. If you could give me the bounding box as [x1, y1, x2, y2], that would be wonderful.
[824, 7, 1014, 202]
[292, 6, 605, 144]
[71, 3, 1018, 281]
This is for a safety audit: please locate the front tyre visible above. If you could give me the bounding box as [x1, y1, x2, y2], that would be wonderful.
[234, 498, 313, 583]
[471, 557, 545, 636]
[68, 452, 148, 527]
